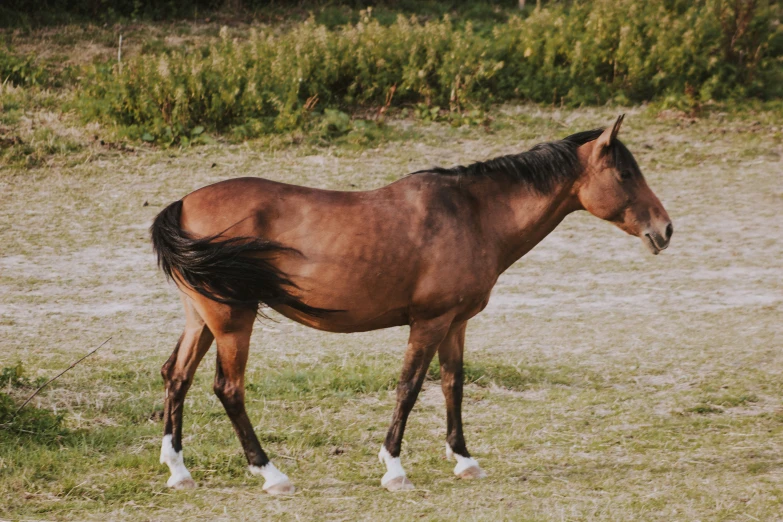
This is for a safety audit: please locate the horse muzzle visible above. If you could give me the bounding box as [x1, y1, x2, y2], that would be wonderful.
[642, 222, 673, 255]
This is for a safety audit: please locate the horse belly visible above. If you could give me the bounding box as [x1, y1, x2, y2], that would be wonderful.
[272, 301, 410, 333]
[274, 252, 417, 332]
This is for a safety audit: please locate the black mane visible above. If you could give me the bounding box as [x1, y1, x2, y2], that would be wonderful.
[416, 128, 637, 194]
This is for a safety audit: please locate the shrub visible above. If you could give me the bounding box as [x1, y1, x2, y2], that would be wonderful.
[78, 0, 781, 143]
[0, 47, 48, 87]
[490, 0, 781, 105]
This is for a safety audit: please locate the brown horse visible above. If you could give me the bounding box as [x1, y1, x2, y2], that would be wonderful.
[151, 116, 672, 494]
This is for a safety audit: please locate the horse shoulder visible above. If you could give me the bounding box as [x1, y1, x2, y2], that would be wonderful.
[400, 176, 497, 318]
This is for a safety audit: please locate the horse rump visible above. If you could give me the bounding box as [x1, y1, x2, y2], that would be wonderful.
[150, 200, 330, 318]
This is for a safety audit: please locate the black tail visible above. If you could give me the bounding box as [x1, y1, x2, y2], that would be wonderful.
[150, 200, 331, 319]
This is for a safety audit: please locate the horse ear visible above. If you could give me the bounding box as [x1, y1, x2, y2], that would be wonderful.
[593, 114, 625, 157]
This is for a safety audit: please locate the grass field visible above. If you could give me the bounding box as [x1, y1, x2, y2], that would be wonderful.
[1, 102, 782, 520]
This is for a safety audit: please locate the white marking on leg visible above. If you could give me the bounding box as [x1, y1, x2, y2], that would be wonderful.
[249, 462, 293, 493]
[378, 445, 407, 486]
[447, 444, 487, 478]
[160, 434, 193, 487]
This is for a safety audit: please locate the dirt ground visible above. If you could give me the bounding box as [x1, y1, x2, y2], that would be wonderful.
[1, 105, 782, 520]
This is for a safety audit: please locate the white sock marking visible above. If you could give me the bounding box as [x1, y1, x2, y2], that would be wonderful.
[160, 434, 192, 487]
[378, 445, 407, 486]
[249, 462, 291, 490]
[447, 444, 483, 476]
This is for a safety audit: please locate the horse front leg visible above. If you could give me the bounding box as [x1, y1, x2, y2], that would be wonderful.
[439, 321, 487, 479]
[379, 315, 453, 491]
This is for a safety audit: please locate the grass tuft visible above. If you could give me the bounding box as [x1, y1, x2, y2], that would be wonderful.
[246, 360, 398, 399]
[0, 362, 46, 388]
[685, 404, 725, 415]
[427, 358, 572, 390]
[0, 393, 68, 444]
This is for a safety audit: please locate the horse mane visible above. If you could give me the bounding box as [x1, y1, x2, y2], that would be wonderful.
[415, 128, 637, 194]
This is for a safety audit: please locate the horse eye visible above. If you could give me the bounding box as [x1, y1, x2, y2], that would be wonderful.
[620, 170, 633, 180]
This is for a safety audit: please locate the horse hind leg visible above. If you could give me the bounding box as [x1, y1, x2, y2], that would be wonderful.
[206, 304, 294, 495]
[160, 295, 214, 489]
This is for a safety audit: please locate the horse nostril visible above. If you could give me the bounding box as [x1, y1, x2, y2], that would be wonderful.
[665, 223, 673, 241]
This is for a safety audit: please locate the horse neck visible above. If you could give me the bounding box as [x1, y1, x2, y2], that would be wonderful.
[472, 174, 581, 275]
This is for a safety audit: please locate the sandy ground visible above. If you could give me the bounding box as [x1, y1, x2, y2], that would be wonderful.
[2, 107, 780, 359]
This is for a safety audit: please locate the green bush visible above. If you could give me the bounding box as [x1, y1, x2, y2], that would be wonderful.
[0, 47, 48, 87]
[79, 0, 781, 143]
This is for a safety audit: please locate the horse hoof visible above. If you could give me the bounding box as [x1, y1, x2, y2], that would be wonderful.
[384, 476, 415, 492]
[170, 477, 197, 489]
[264, 480, 296, 496]
[457, 465, 487, 480]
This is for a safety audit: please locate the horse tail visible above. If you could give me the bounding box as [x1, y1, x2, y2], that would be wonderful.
[150, 200, 331, 318]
